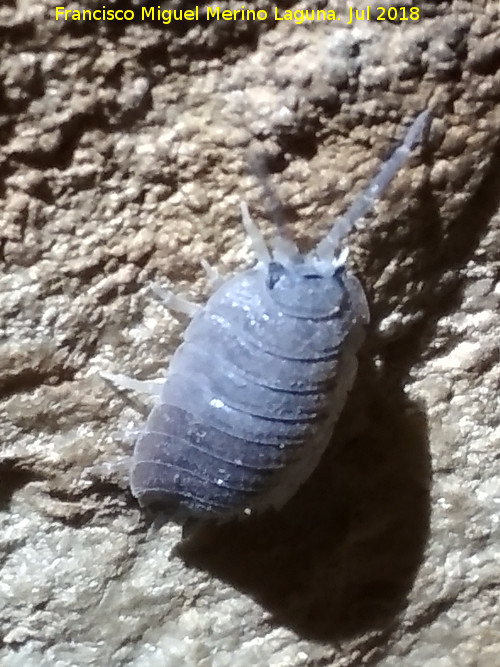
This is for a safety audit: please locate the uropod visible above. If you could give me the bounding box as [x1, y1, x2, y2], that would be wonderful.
[102, 111, 430, 524]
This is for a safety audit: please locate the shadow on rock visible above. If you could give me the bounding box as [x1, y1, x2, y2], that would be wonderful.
[176, 363, 431, 642]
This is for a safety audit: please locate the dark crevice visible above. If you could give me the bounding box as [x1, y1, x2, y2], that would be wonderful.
[0, 366, 78, 400]
[0, 462, 42, 508]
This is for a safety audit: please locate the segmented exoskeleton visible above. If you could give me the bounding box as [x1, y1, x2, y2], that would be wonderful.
[101, 111, 429, 522]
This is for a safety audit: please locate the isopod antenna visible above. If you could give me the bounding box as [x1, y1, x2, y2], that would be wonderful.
[313, 109, 430, 263]
[248, 152, 299, 264]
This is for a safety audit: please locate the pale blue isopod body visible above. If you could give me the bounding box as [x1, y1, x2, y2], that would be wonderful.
[103, 111, 429, 522]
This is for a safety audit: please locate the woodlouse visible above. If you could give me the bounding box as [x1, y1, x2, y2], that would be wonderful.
[102, 111, 429, 523]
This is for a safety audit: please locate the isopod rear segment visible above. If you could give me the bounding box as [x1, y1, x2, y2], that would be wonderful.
[101, 111, 430, 522]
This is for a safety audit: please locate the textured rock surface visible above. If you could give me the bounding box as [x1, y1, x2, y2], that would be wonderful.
[0, 0, 499, 665]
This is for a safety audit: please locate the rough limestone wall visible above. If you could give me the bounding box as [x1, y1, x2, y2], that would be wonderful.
[0, 1, 499, 665]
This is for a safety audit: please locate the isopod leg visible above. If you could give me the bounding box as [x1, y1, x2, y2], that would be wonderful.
[200, 258, 225, 290]
[99, 369, 164, 397]
[149, 283, 201, 317]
